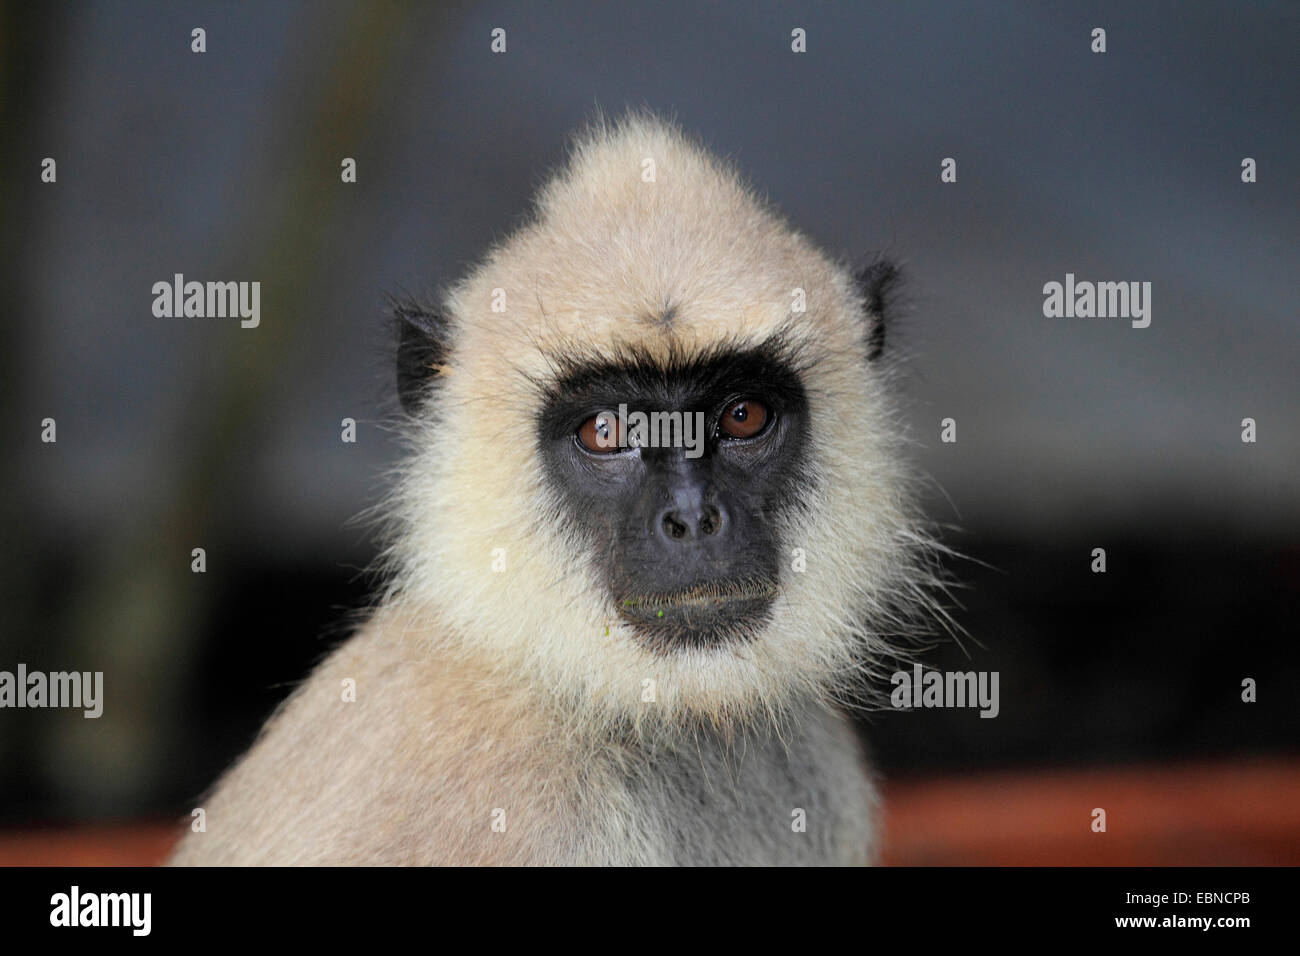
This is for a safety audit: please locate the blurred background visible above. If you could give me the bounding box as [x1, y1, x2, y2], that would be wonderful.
[1, 0, 1296, 864]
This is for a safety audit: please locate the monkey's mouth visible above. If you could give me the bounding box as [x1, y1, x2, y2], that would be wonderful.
[615, 579, 778, 652]
[618, 578, 778, 611]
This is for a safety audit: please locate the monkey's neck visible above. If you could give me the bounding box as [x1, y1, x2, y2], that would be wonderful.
[382, 600, 827, 756]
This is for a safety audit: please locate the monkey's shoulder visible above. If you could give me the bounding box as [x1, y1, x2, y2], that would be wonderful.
[173, 621, 582, 864]
[175, 621, 875, 865]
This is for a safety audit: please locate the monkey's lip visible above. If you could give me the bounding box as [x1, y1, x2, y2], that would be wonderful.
[616, 580, 779, 612]
[616, 580, 778, 651]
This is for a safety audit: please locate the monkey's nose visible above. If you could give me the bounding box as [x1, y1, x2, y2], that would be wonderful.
[657, 502, 725, 541]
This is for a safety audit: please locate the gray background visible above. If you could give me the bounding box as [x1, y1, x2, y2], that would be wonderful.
[1, 1, 1296, 821]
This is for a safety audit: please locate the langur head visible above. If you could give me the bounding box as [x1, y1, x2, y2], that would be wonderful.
[387, 114, 943, 729]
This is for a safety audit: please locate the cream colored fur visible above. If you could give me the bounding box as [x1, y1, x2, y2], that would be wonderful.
[170, 114, 940, 866]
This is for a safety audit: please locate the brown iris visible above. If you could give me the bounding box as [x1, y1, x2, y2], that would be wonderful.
[719, 399, 769, 439]
[577, 411, 623, 452]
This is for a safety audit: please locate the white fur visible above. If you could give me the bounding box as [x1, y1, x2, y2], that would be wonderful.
[385, 114, 938, 728]
[171, 114, 944, 866]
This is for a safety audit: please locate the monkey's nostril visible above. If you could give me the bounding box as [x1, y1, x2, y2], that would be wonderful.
[699, 506, 721, 536]
[662, 514, 688, 539]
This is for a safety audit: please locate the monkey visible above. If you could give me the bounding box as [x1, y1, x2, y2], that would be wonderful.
[169, 113, 945, 866]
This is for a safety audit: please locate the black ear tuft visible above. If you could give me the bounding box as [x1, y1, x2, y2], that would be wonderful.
[392, 298, 451, 414]
[853, 257, 901, 361]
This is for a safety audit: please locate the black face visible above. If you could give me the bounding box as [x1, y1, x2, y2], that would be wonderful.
[537, 338, 812, 655]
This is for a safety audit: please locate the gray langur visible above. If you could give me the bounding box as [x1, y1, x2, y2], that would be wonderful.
[170, 113, 946, 866]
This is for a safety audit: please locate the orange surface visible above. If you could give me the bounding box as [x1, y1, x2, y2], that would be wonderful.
[3, 759, 1298, 866]
[879, 758, 1300, 865]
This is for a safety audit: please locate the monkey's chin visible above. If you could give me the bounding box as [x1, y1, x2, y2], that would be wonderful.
[615, 591, 777, 655]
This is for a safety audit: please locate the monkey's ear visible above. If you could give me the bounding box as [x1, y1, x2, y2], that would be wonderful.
[852, 257, 901, 361]
[392, 298, 452, 414]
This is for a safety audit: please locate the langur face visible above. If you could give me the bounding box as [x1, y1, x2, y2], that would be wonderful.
[536, 339, 813, 655]
[387, 119, 932, 719]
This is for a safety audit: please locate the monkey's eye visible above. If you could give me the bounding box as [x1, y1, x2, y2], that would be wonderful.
[719, 399, 770, 440]
[576, 411, 625, 453]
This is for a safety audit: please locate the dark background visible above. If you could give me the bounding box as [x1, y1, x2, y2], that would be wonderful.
[1, 1, 1296, 825]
